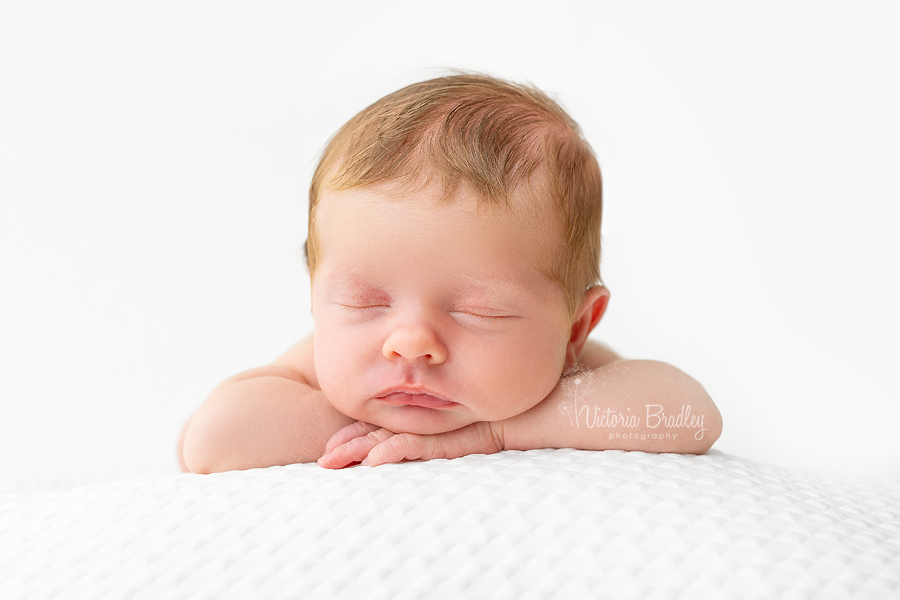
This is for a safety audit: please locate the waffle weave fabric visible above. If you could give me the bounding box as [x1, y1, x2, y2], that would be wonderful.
[2, 448, 898, 599]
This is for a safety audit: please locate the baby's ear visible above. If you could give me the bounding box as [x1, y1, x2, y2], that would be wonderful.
[565, 286, 611, 366]
[301, 240, 310, 275]
[585, 285, 611, 328]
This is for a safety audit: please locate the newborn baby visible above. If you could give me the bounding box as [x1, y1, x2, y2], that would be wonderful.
[179, 72, 723, 473]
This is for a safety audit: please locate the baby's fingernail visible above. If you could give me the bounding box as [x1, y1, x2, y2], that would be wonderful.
[361, 458, 371, 466]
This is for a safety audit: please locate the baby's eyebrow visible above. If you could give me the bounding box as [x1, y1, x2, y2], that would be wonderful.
[328, 266, 531, 298]
[457, 274, 530, 297]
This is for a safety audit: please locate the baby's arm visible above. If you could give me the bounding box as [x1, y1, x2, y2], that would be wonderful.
[498, 351, 723, 455]
[179, 334, 356, 474]
[318, 341, 722, 468]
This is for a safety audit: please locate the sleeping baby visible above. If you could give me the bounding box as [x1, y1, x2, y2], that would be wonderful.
[179, 72, 723, 473]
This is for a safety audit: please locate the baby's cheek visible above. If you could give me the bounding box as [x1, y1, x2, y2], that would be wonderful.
[317, 370, 358, 420]
[313, 345, 346, 399]
[504, 355, 563, 415]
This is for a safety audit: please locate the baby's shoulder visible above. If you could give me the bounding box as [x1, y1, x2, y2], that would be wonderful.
[270, 333, 320, 389]
[579, 340, 625, 369]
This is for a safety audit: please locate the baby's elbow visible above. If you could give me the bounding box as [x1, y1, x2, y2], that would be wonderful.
[177, 414, 194, 473]
[651, 360, 723, 454]
[181, 413, 229, 474]
[687, 378, 723, 454]
[706, 393, 723, 451]
[181, 419, 210, 474]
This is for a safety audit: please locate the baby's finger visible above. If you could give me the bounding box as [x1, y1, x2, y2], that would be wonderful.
[318, 427, 394, 469]
[363, 433, 435, 467]
[324, 420, 380, 454]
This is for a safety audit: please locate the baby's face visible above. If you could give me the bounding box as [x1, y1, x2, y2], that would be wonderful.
[310, 181, 572, 435]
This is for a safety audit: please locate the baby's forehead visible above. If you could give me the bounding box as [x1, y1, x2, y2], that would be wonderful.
[323, 174, 555, 221]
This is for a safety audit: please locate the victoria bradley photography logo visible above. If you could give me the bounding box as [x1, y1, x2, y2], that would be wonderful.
[558, 363, 708, 441]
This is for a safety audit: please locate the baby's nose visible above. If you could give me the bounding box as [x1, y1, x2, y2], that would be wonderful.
[382, 327, 448, 365]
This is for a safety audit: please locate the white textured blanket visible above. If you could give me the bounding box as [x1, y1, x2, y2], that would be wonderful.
[2, 448, 898, 599]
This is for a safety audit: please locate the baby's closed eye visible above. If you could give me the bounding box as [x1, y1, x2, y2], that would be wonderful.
[336, 303, 515, 318]
[451, 309, 517, 320]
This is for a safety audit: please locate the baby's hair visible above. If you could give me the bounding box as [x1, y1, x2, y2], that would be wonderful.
[304, 71, 603, 326]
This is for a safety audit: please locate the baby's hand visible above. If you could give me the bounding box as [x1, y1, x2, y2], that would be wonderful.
[316, 420, 504, 469]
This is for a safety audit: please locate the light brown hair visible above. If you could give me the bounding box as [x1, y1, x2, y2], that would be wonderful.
[304, 72, 603, 326]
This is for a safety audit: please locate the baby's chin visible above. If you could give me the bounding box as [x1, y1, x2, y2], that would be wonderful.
[362, 403, 477, 435]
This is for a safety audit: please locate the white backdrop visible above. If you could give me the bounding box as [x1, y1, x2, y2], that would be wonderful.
[2, 1, 898, 491]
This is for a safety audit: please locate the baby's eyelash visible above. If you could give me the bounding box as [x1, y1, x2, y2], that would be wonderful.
[453, 311, 515, 320]
[337, 304, 513, 320]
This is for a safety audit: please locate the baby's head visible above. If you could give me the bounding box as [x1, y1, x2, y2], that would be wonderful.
[304, 72, 610, 434]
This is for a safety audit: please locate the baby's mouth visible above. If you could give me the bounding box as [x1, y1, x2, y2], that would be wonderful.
[376, 392, 459, 409]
